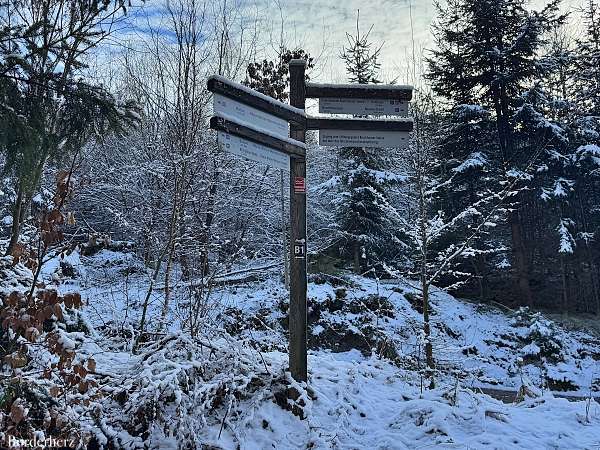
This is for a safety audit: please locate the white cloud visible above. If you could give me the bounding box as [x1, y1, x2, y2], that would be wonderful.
[250, 0, 435, 84]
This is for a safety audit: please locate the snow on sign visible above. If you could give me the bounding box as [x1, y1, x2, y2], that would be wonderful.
[217, 131, 290, 171]
[319, 98, 408, 116]
[319, 129, 410, 148]
[214, 93, 289, 139]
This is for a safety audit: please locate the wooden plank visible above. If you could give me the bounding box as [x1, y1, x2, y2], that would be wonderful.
[288, 59, 308, 384]
[306, 117, 414, 132]
[210, 116, 305, 158]
[208, 75, 305, 126]
[306, 82, 413, 101]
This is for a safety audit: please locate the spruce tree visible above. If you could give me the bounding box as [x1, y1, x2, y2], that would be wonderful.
[335, 16, 404, 274]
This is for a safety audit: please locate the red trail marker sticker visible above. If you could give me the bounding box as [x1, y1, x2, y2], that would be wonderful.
[294, 177, 306, 194]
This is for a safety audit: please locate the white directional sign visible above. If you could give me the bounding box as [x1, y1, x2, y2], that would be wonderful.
[214, 93, 289, 138]
[319, 129, 409, 148]
[218, 131, 290, 170]
[319, 97, 408, 116]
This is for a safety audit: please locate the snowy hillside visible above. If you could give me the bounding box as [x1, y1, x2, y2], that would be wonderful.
[14, 245, 597, 449]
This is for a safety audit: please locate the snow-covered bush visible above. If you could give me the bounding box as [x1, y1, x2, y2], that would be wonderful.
[511, 308, 563, 361]
[94, 333, 294, 449]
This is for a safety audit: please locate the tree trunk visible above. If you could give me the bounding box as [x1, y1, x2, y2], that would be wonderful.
[201, 161, 219, 276]
[560, 255, 569, 314]
[5, 182, 24, 256]
[135, 256, 163, 350]
[422, 281, 435, 389]
[160, 241, 176, 330]
[510, 211, 533, 307]
[353, 241, 361, 274]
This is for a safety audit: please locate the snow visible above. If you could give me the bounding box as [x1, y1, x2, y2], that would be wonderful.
[453, 152, 488, 173]
[57, 330, 76, 350]
[497, 258, 511, 269]
[455, 104, 488, 113]
[15, 248, 600, 449]
[558, 219, 576, 254]
[542, 178, 575, 201]
[506, 168, 533, 180]
[234, 353, 600, 449]
[208, 75, 307, 116]
[311, 176, 341, 193]
[522, 342, 541, 355]
[72, 250, 600, 400]
[575, 144, 600, 166]
[454, 104, 489, 120]
[307, 82, 413, 91]
[348, 164, 408, 184]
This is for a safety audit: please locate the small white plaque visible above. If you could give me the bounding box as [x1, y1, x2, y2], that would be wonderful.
[214, 94, 289, 139]
[319, 98, 408, 116]
[218, 131, 290, 170]
[319, 129, 410, 148]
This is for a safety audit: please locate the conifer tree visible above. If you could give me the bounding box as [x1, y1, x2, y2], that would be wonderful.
[335, 14, 404, 274]
[243, 48, 314, 102]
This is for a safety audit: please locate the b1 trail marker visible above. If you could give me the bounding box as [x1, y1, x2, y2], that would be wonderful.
[294, 239, 306, 259]
[208, 62, 413, 386]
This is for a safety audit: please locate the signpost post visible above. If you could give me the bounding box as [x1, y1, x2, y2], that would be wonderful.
[288, 60, 308, 383]
[208, 63, 413, 387]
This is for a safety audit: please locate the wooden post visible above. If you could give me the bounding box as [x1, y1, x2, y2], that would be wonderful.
[288, 59, 307, 382]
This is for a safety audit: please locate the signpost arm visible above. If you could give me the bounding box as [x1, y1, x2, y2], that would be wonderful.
[288, 59, 308, 383]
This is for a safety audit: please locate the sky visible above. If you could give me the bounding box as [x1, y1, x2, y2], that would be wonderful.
[249, 0, 437, 84]
[123, 0, 585, 85]
[120, 0, 435, 84]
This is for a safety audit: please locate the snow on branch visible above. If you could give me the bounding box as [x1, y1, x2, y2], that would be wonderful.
[452, 152, 488, 173]
[557, 218, 576, 254]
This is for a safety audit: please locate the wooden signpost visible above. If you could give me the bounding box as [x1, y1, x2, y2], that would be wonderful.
[208, 62, 413, 385]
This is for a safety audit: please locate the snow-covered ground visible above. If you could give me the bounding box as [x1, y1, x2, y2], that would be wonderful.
[24, 246, 600, 449]
[213, 275, 600, 398]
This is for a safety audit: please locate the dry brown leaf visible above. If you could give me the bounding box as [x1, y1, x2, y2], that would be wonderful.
[78, 381, 89, 394]
[10, 400, 25, 424]
[53, 303, 63, 321]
